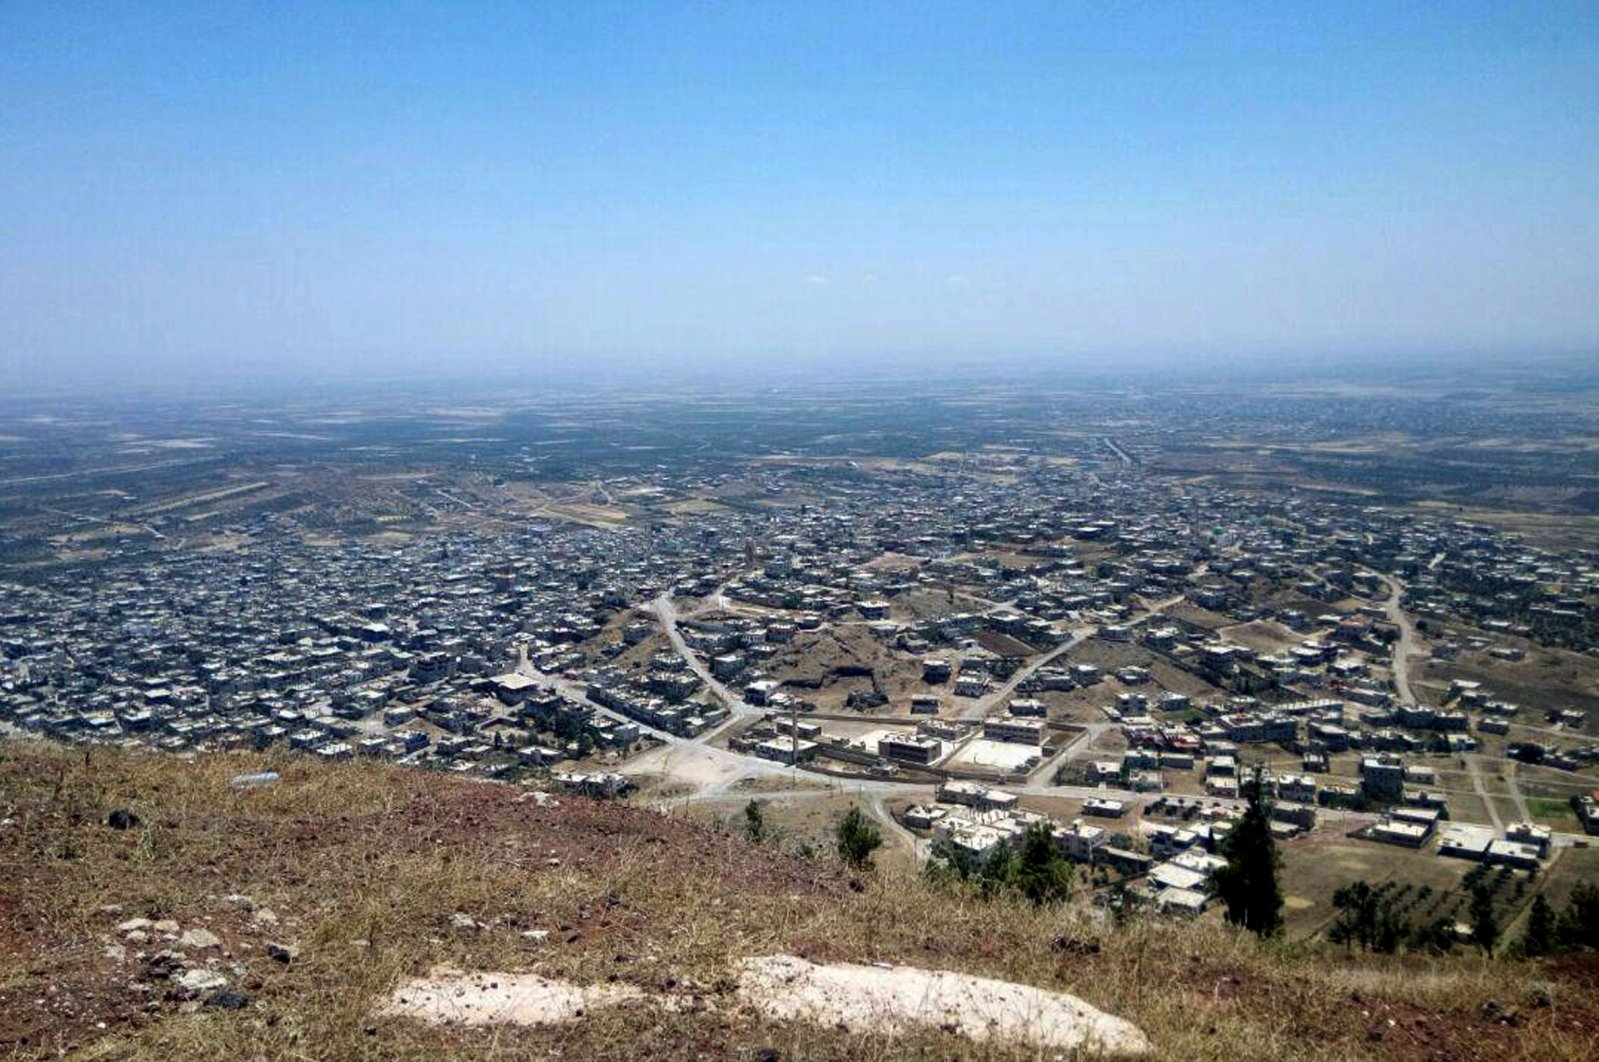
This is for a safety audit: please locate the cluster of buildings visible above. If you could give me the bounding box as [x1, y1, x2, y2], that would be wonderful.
[3, 449, 1595, 881]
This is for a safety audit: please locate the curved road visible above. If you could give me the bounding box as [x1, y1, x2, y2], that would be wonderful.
[1377, 574, 1419, 706]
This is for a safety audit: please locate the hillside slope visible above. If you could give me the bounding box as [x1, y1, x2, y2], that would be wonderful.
[2, 741, 1596, 1060]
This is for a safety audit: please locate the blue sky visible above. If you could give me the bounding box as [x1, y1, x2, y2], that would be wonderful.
[2, 2, 1596, 386]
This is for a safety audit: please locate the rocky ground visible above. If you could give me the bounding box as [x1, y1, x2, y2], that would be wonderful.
[3, 740, 1597, 1060]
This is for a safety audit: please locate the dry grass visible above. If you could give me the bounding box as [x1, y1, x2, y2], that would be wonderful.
[3, 740, 1597, 1061]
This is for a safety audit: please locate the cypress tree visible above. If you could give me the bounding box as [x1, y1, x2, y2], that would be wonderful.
[1470, 882, 1500, 956]
[1522, 893, 1554, 957]
[1213, 766, 1283, 937]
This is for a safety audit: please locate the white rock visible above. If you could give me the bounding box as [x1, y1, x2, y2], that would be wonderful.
[377, 968, 645, 1026]
[117, 918, 152, 935]
[178, 928, 223, 950]
[733, 955, 1150, 1056]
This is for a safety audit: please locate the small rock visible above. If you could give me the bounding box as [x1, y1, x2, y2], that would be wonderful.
[99, 904, 124, 916]
[1523, 982, 1555, 1008]
[151, 920, 180, 936]
[175, 969, 228, 996]
[144, 951, 187, 980]
[205, 990, 250, 1011]
[178, 928, 223, 951]
[117, 918, 152, 935]
[1480, 998, 1521, 1025]
[223, 894, 256, 911]
[106, 809, 141, 830]
[521, 929, 550, 945]
[266, 942, 298, 964]
[1050, 935, 1101, 956]
[103, 944, 127, 962]
[251, 909, 280, 928]
[450, 913, 484, 932]
[124, 930, 149, 945]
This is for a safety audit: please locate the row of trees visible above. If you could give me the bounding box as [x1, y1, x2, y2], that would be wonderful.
[759, 782, 1597, 969]
[1328, 879, 1478, 954]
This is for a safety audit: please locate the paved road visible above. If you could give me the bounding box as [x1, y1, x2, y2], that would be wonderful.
[1102, 437, 1135, 466]
[512, 657, 787, 792]
[1023, 722, 1114, 787]
[1378, 575, 1419, 705]
[957, 593, 1183, 723]
[648, 593, 763, 720]
[957, 629, 1094, 721]
[866, 789, 929, 861]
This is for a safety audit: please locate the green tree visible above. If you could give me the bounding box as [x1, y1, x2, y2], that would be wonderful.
[743, 799, 766, 844]
[1555, 881, 1599, 952]
[1329, 879, 1411, 953]
[1009, 822, 1074, 906]
[978, 843, 1016, 899]
[1408, 916, 1457, 955]
[1372, 899, 1408, 954]
[1470, 882, 1499, 956]
[1213, 767, 1283, 938]
[1330, 880, 1377, 951]
[834, 805, 882, 870]
[1522, 893, 1555, 957]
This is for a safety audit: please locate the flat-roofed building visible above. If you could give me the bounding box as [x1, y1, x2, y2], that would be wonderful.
[983, 717, 1046, 745]
[878, 733, 941, 765]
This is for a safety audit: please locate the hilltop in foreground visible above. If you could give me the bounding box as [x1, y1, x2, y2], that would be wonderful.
[3, 742, 1596, 1061]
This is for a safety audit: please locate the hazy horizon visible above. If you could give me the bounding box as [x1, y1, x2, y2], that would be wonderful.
[4, 2, 1597, 390]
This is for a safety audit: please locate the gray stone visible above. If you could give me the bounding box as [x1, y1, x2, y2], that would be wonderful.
[175, 969, 228, 995]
